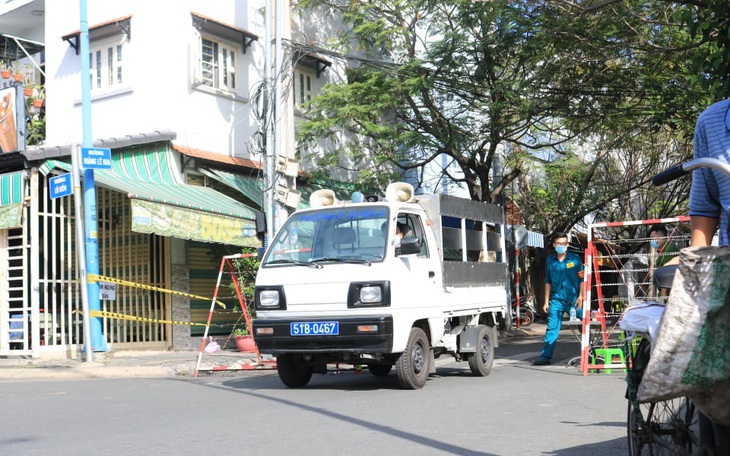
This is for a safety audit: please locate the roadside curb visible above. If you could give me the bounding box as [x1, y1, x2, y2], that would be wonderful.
[0, 364, 174, 380]
[0, 352, 258, 380]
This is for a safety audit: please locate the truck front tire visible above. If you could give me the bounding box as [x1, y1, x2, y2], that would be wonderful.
[277, 354, 314, 388]
[396, 327, 430, 389]
[467, 324, 494, 376]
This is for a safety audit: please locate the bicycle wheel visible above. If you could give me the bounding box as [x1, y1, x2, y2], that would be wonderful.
[627, 339, 700, 455]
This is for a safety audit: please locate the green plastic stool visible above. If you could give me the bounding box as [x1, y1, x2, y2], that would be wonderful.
[592, 347, 626, 374]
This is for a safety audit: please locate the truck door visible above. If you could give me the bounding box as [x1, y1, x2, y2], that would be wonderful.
[395, 213, 439, 310]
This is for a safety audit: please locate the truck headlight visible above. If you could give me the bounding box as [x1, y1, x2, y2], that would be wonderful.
[360, 286, 382, 303]
[348, 281, 391, 308]
[255, 286, 287, 310]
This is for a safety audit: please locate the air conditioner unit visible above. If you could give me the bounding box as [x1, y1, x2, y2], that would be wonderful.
[276, 156, 300, 177]
[275, 184, 301, 208]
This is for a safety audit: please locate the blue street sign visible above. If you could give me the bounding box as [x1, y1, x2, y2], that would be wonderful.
[49, 173, 73, 199]
[81, 147, 112, 169]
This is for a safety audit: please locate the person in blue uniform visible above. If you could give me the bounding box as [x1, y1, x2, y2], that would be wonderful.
[687, 98, 730, 454]
[533, 231, 584, 366]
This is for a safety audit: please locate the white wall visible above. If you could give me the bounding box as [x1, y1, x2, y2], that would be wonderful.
[45, 0, 269, 158]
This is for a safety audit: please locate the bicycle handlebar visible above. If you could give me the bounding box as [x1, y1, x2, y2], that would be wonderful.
[652, 164, 687, 186]
[652, 157, 730, 186]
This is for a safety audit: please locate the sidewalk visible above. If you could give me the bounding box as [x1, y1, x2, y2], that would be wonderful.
[0, 324, 545, 380]
[0, 350, 266, 380]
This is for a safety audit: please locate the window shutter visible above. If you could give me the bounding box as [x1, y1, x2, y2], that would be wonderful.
[191, 30, 202, 85]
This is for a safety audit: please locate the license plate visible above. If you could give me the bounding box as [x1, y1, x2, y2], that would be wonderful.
[290, 321, 339, 336]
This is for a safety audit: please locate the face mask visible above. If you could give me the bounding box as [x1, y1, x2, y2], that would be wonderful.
[555, 245, 568, 255]
[650, 240, 660, 250]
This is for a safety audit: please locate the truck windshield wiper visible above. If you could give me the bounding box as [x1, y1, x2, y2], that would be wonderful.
[266, 259, 323, 269]
[310, 257, 372, 266]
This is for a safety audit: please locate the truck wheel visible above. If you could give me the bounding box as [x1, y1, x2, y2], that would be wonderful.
[396, 327, 430, 389]
[468, 324, 494, 376]
[277, 354, 314, 388]
[367, 364, 392, 376]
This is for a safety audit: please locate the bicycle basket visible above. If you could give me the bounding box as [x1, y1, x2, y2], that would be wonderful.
[638, 246, 730, 425]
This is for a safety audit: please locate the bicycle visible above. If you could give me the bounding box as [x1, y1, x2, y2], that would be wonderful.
[622, 273, 700, 455]
[622, 157, 730, 456]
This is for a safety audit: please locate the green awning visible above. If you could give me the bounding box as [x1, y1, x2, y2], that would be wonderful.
[130, 199, 259, 247]
[0, 170, 25, 229]
[199, 167, 263, 208]
[42, 150, 260, 247]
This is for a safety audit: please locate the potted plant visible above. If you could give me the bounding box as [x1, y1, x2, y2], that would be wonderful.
[11, 62, 31, 83]
[26, 114, 45, 146]
[227, 247, 259, 352]
[27, 85, 44, 109]
[232, 327, 256, 352]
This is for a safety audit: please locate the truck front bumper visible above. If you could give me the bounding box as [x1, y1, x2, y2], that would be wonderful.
[252, 315, 393, 354]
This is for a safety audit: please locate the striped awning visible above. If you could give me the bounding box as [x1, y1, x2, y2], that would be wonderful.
[527, 230, 544, 248]
[42, 150, 260, 247]
[0, 170, 25, 229]
[199, 167, 263, 208]
[508, 224, 545, 249]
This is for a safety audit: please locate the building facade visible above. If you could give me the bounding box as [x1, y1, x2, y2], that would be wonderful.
[0, 0, 350, 357]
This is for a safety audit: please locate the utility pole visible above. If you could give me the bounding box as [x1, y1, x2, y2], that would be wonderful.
[263, 0, 274, 245]
[273, 0, 284, 236]
[79, 0, 107, 354]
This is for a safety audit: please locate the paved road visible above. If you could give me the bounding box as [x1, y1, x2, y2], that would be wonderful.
[1, 326, 629, 456]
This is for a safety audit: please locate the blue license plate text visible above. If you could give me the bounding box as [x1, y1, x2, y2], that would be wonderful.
[290, 321, 339, 336]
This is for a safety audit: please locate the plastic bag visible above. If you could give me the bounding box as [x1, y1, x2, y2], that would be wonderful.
[618, 302, 665, 340]
[638, 246, 730, 426]
[203, 336, 221, 353]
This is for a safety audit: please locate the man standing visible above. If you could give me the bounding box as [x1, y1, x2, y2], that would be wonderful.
[687, 98, 730, 454]
[648, 223, 679, 267]
[533, 232, 584, 366]
[689, 98, 730, 247]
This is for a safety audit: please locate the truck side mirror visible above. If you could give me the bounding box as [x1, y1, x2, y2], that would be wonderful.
[257, 247, 265, 261]
[397, 237, 420, 256]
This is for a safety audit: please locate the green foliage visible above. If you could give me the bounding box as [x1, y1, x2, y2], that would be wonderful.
[672, 0, 730, 100]
[295, 0, 725, 234]
[230, 247, 260, 318]
[231, 327, 250, 336]
[26, 115, 45, 146]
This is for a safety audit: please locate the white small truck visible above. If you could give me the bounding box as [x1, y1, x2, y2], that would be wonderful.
[252, 183, 509, 389]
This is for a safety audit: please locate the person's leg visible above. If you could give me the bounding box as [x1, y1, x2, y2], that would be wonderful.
[538, 299, 565, 361]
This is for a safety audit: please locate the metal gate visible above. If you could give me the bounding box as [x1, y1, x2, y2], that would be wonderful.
[1, 169, 170, 356]
[0, 226, 30, 355]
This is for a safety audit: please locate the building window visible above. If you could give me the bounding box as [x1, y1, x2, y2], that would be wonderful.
[200, 37, 237, 91]
[89, 36, 125, 91]
[294, 67, 315, 109]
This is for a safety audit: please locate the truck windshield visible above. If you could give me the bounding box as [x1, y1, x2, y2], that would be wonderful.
[262, 206, 389, 267]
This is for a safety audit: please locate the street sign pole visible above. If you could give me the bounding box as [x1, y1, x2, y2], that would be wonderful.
[79, 0, 107, 353]
[71, 145, 93, 362]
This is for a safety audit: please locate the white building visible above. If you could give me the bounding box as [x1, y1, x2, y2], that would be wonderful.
[0, 0, 353, 357]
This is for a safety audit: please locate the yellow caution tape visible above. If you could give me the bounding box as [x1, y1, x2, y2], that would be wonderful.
[86, 273, 226, 309]
[79, 309, 225, 327]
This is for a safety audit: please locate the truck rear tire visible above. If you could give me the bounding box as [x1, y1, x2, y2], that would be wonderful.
[467, 324, 494, 376]
[277, 354, 314, 388]
[396, 327, 430, 389]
